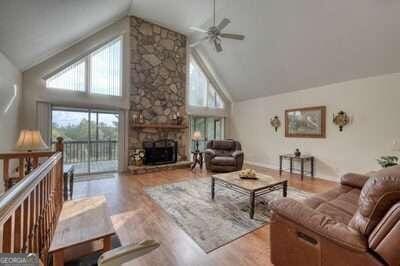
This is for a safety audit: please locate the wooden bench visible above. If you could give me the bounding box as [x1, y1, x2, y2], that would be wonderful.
[49, 196, 115, 265]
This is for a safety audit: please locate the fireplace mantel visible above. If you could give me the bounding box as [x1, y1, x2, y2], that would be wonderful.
[131, 123, 188, 130]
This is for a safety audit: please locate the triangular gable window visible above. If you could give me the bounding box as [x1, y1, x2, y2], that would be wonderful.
[189, 58, 224, 109]
[45, 37, 122, 96]
[46, 60, 86, 92]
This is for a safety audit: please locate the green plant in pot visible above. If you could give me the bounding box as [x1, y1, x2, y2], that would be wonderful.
[377, 156, 399, 168]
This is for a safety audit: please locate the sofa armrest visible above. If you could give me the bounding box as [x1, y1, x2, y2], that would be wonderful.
[340, 173, 370, 189]
[204, 149, 216, 158]
[232, 150, 243, 158]
[271, 198, 368, 252]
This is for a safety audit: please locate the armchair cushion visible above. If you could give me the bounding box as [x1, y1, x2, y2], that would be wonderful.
[211, 156, 236, 166]
[210, 140, 235, 150]
[349, 175, 400, 236]
[271, 198, 368, 252]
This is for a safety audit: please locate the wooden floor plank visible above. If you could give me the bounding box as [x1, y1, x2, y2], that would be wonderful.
[73, 166, 336, 265]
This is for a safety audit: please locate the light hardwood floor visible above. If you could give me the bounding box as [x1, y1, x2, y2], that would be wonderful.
[73, 166, 336, 266]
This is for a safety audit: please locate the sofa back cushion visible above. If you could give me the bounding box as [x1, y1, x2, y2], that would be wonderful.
[349, 171, 400, 236]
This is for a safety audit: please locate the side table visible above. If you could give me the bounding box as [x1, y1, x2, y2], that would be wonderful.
[191, 151, 203, 170]
[63, 165, 74, 200]
[279, 154, 314, 180]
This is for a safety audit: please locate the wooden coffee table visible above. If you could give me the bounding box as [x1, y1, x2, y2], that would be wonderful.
[211, 172, 288, 219]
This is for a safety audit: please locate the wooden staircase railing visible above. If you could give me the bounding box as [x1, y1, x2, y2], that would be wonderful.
[0, 138, 64, 265]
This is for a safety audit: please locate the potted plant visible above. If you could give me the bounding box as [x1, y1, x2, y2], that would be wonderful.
[377, 156, 399, 168]
[129, 149, 145, 166]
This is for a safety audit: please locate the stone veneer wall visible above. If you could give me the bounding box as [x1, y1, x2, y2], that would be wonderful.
[129, 16, 188, 162]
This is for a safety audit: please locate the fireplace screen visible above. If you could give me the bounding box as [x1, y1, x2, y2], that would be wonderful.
[143, 139, 178, 165]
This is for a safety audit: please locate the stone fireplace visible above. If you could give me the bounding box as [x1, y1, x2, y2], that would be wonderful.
[128, 16, 188, 167]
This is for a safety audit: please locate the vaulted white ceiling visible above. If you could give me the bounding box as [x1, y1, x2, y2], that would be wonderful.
[1, 0, 400, 101]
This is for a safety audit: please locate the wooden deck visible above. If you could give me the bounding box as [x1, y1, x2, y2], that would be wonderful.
[72, 166, 336, 266]
[66, 160, 118, 174]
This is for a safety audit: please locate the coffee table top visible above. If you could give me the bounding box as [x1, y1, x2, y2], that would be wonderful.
[212, 171, 287, 191]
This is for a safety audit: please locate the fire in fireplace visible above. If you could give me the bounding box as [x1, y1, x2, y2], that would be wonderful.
[143, 139, 178, 165]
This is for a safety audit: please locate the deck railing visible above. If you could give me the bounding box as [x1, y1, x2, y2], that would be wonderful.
[52, 140, 117, 164]
[0, 138, 64, 265]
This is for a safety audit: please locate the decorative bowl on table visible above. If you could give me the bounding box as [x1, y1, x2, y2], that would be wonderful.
[239, 169, 258, 179]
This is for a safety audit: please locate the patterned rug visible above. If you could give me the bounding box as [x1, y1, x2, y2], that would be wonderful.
[145, 177, 312, 253]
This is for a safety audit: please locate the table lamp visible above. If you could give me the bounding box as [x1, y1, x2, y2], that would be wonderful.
[193, 131, 202, 152]
[16, 130, 49, 173]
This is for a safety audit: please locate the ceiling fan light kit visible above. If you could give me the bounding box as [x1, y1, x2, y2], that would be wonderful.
[189, 0, 245, 52]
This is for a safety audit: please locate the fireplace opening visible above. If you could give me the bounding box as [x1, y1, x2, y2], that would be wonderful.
[143, 139, 178, 165]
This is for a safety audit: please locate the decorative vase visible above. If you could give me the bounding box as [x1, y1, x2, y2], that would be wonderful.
[134, 159, 143, 166]
[294, 149, 301, 157]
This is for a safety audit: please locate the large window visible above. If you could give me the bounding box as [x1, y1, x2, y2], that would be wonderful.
[46, 37, 122, 96]
[190, 116, 224, 152]
[189, 59, 224, 109]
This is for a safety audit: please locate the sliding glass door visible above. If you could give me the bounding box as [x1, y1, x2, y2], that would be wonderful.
[51, 107, 119, 175]
[189, 116, 224, 152]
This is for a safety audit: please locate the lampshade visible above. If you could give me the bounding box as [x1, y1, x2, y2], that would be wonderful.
[16, 130, 49, 151]
[193, 131, 202, 141]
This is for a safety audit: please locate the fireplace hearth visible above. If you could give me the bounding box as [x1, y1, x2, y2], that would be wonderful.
[143, 139, 178, 165]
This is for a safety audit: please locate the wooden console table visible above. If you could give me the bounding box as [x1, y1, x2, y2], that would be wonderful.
[49, 196, 114, 266]
[279, 154, 314, 180]
[191, 151, 203, 170]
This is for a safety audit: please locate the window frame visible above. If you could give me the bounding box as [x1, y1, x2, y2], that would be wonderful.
[44, 36, 123, 97]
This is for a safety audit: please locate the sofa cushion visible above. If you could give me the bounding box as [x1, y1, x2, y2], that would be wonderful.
[303, 186, 360, 224]
[349, 174, 400, 236]
[211, 156, 236, 166]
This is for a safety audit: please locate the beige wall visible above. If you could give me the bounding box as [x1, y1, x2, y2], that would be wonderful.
[22, 17, 130, 129]
[231, 73, 400, 181]
[0, 52, 22, 192]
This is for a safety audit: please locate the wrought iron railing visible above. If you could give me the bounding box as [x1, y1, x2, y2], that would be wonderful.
[52, 140, 117, 164]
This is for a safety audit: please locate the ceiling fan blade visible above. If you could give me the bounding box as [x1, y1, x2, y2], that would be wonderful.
[190, 36, 209, 47]
[220, 33, 245, 40]
[189, 26, 208, 33]
[217, 18, 231, 31]
[214, 40, 223, 52]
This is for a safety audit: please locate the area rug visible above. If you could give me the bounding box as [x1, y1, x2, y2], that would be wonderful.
[145, 177, 312, 253]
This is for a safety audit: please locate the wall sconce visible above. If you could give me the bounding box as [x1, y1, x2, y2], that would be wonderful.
[333, 111, 349, 132]
[270, 116, 281, 132]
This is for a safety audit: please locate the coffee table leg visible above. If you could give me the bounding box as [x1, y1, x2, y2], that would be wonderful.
[249, 192, 255, 219]
[283, 182, 287, 197]
[211, 177, 215, 200]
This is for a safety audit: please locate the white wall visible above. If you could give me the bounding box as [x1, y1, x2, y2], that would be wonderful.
[231, 73, 400, 181]
[0, 52, 22, 192]
[22, 17, 130, 129]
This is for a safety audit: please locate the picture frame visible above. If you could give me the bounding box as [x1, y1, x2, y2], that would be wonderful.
[285, 106, 326, 138]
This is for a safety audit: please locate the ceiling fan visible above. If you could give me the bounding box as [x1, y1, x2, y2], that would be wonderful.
[189, 0, 245, 52]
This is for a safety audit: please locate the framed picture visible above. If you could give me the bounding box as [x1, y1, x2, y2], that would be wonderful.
[285, 106, 326, 138]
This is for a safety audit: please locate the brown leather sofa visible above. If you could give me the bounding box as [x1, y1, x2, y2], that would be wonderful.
[270, 165, 400, 266]
[204, 140, 244, 172]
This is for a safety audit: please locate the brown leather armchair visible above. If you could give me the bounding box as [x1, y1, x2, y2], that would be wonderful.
[204, 140, 244, 172]
[270, 165, 400, 266]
